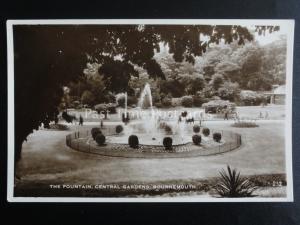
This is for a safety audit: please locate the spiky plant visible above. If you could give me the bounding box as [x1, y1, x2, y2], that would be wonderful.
[214, 165, 257, 197]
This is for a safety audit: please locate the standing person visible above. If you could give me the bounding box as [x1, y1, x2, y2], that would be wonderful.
[178, 115, 182, 123]
[265, 111, 269, 119]
[100, 119, 104, 128]
[224, 110, 228, 120]
[79, 115, 83, 126]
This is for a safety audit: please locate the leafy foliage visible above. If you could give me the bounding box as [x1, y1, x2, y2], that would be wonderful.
[214, 166, 257, 197]
[181, 96, 193, 107]
[239, 90, 266, 106]
[81, 90, 95, 106]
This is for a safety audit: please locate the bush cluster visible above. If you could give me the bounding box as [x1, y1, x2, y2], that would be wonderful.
[193, 96, 209, 107]
[161, 97, 172, 107]
[181, 96, 193, 107]
[239, 90, 266, 106]
[115, 93, 126, 107]
[127, 96, 138, 106]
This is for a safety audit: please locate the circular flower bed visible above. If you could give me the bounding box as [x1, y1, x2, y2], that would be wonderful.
[66, 125, 241, 158]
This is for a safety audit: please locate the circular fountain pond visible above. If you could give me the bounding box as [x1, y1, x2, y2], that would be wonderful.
[66, 83, 242, 158]
[107, 121, 191, 145]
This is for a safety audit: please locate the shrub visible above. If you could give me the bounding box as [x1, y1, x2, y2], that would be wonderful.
[193, 125, 200, 133]
[127, 96, 138, 106]
[128, 135, 139, 148]
[107, 104, 117, 114]
[95, 133, 106, 145]
[161, 97, 172, 107]
[214, 165, 257, 197]
[181, 96, 193, 107]
[202, 127, 210, 137]
[202, 100, 236, 114]
[171, 98, 182, 107]
[163, 137, 173, 150]
[94, 103, 117, 114]
[49, 124, 69, 130]
[239, 90, 266, 106]
[154, 102, 162, 108]
[116, 125, 124, 134]
[213, 132, 222, 142]
[192, 135, 201, 145]
[116, 93, 126, 107]
[91, 127, 102, 140]
[81, 90, 95, 106]
[62, 111, 76, 123]
[193, 96, 208, 107]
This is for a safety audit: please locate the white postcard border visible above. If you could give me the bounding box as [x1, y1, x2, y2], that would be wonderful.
[6, 19, 295, 202]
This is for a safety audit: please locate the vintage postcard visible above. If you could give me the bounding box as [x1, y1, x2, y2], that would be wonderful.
[7, 19, 294, 202]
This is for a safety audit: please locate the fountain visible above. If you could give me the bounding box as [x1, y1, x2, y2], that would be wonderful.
[109, 83, 190, 145]
[138, 83, 153, 109]
[68, 82, 241, 157]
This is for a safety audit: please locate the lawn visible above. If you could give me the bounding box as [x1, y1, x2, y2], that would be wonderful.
[14, 110, 286, 197]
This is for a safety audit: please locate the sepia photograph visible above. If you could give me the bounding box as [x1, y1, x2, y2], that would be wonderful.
[7, 19, 294, 202]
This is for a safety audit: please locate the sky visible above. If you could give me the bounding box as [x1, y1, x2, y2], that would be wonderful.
[156, 25, 287, 56]
[249, 25, 287, 45]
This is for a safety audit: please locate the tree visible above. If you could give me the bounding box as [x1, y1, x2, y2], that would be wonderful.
[14, 24, 276, 163]
[218, 81, 240, 101]
[210, 73, 224, 90]
[81, 90, 95, 106]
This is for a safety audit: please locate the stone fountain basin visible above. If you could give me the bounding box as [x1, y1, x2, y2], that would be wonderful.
[105, 121, 215, 146]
